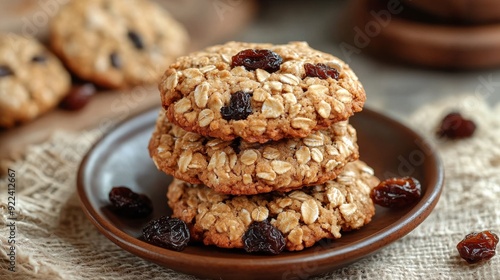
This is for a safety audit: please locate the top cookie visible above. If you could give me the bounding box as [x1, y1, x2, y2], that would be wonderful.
[50, 0, 189, 89]
[0, 33, 70, 128]
[160, 41, 366, 143]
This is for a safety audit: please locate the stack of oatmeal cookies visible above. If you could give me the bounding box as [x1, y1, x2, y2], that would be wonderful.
[148, 41, 380, 253]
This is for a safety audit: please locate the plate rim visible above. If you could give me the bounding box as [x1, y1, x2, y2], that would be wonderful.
[77, 106, 444, 279]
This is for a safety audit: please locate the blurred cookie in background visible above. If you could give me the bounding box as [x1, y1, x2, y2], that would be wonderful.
[0, 32, 70, 128]
[50, 0, 189, 89]
[0, 0, 258, 159]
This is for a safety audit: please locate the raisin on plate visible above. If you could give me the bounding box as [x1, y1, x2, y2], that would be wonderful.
[142, 216, 190, 251]
[371, 177, 422, 208]
[108, 186, 153, 218]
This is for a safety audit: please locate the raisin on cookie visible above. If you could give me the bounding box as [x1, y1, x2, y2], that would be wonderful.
[0, 33, 70, 128]
[50, 0, 189, 89]
[167, 160, 379, 251]
[159, 41, 366, 143]
[149, 109, 359, 195]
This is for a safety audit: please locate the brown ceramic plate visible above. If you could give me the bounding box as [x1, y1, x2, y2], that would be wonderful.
[77, 107, 443, 280]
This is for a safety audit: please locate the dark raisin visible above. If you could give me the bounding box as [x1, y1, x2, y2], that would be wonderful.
[243, 220, 285, 254]
[229, 137, 241, 154]
[371, 177, 422, 208]
[59, 83, 96, 111]
[437, 112, 476, 139]
[31, 55, 48, 63]
[231, 49, 282, 73]
[0, 65, 13, 77]
[127, 30, 145, 50]
[110, 52, 122, 69]
[142, 216, 190, 251]
[108, 186, 153, 218]
[304, 63, 339, 80]
[220, 91, 253, 121]
[457, 231, 499, 264]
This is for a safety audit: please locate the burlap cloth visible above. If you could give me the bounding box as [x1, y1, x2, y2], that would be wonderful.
[1, 95, 499, 280]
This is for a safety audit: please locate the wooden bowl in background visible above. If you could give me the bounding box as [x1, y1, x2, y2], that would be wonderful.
[402, 0, 500, 24]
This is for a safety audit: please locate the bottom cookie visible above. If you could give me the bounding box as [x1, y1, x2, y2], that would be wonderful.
[167, 160, 379, 252]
